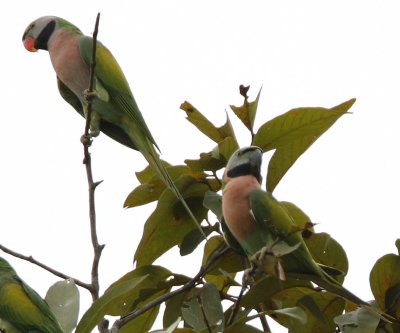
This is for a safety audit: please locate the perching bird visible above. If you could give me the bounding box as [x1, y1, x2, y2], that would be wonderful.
[22, 16, 203, 236]
[0, 257, 63, 333]
[221, 146, 390, 319]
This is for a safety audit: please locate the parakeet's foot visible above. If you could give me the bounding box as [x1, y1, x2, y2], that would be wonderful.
[242, 266, 255, 287]
[251, 246, 286, 280]
[83, 89, 98, 102]
[80, 134, 93, 146]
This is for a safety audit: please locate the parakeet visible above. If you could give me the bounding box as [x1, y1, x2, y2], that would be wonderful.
[221, 146, 390, 319]
[22, 16, 203, 235]
[0, 257, 63, 333]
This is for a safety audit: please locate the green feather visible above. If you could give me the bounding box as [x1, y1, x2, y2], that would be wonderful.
[0, 258, 63, 333]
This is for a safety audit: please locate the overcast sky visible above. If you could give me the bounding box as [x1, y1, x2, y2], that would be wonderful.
[2, 1, 400, 331]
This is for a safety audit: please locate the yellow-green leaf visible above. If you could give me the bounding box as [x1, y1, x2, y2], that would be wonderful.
[134, 176, 209, 267]
[180, 101, 236, 143]
[370, 252, 400, 313]
[253, 99, 355, 192]
[230, 86, 262, 133]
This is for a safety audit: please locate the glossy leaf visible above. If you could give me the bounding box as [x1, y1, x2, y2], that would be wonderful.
[134, 176, 209, 267]
[181, 101, 235, 143]
[45, 279, 80, 333]
[370, 252, 400, 313]
[230, 86, 261, 133]
[252, 98, 355, 192]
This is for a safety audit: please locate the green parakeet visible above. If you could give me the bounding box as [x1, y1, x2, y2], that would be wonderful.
[22, 16, 203, 235]
[221, 146, 390, 319]
[0, 257, 63, 333]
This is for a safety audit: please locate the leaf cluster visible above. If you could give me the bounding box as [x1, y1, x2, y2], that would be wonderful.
[4, 87, 400, 333]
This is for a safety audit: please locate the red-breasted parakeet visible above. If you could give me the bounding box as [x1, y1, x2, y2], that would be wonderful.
[22, 16, 202, 235]
[0, 257, 63, 333]
[221, 146, 390, 319]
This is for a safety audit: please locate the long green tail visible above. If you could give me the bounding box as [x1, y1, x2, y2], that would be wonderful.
[142, 143, 207, 239]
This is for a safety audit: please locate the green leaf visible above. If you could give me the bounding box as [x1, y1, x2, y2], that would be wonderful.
[180, 101, 236, 143]
[370, 252, 400, 314]
[270, 306, 307, 324]
[200, 283, 224, 331]
[260, 286, 344, 333]
[181, 297, 205, 331]
[124, 165, 206, 208]
[151, 316, 181, 333]
[45, 279, 80, 333]
[241, 276, 311, 308]
[75, 275, 148, 333]
[179, 224, 218, 256]
[104, 266, 172, 316]
[203, 191, 223, 221]
[134, 175, 209, 267]
[230, 86, 262, 134]
[304, 232, 348, 283]
[334, 306, 380, 333]
[185, 136, 239, 173]
[224, 323, 263, 333]
[202, 236, 247, 290]
[120, 288, 168, 333]
[252, 98, 355, 192]
[163, 293, 187, 328]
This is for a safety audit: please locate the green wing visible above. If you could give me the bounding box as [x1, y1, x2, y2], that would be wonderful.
[0, 274, 62, 333]
[57, 75, 136, 150]
[248, 189, 323, 275]
[78, 36, 159, 150]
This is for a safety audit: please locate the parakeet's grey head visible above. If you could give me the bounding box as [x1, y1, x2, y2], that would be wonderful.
[224, 146, 263, 184]
[22, 16, 82, 51]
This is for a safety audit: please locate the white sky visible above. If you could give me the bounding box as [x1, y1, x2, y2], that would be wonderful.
[1, 1, 400, 332]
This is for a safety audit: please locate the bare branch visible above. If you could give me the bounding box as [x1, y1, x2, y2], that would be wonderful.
[0, 244, 92, 291]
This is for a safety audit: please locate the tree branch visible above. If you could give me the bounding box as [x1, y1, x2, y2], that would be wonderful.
[111, 244, 230, 332]
[81, 13, 105, 304]
[0, 244, 92, 291]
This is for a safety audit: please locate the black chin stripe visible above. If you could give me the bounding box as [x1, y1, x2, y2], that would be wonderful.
[36, 20, 56, 50]
[227, 163, 253, 178]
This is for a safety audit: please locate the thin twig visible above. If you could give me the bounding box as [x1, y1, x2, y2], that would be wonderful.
[111, 244, 230, 332]
[82, 13, 105, 304]
[0, 244, 92, 291]
[255, 304, 272, 333]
